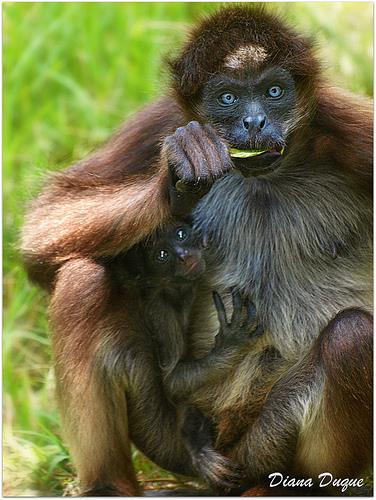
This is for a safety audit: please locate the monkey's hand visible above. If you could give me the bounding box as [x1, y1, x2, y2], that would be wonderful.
[164, 291, 262, 403]
[212, 290, 264, 352]
[162, 121, 233, 216]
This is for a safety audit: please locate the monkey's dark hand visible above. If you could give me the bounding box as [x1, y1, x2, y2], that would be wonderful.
[212, 290, 264, 352]
[163, 121, 233, 216]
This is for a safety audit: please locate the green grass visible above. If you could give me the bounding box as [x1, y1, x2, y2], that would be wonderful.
[3, 2, 372, 495]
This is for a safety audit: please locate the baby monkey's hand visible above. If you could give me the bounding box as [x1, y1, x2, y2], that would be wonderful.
[212, 289, 264, 351]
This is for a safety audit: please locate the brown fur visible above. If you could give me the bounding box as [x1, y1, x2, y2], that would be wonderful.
[22, 98, 184, 290]
[51, 259, 141, 495]
[307, 309, 372, 477]
[21, 5, 372, 495]
[168, 5, 320, 103]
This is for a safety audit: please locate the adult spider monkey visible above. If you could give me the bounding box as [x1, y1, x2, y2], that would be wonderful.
[22, 5, 372, 496]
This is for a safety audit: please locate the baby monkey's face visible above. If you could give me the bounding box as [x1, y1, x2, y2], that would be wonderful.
[144, 223, 206, 283]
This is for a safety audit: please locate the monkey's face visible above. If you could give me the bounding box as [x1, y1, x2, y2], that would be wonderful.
[145, 224, 206, 283]
[200, 66, 297, 154]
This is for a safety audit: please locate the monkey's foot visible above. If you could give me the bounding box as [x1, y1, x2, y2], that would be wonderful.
[192, 446, 245, 492]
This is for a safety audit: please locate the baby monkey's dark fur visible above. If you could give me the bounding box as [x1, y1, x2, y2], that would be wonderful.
[104, 222, 263, 490]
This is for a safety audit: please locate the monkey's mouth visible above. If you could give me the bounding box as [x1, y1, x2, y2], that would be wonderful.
[229, 144, 284, 159]
[231, 144, 285, 177]
[266, 144, 285, 155]
[181, 257, 206, 280]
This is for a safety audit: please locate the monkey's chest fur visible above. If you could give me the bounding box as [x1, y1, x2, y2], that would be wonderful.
[191, 169, 372, 422]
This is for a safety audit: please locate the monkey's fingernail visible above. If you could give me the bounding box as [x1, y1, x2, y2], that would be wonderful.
[175, 179, 191, 192]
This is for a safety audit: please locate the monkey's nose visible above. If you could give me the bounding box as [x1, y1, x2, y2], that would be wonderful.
[177, 249, 189, 261]
[243, 114, 266, 130]
[178, 248, 201, 263]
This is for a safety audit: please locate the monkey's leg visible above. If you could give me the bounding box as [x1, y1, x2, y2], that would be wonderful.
[51, 258, 140, 496]
[294, 308, 373, 479]
[50, 259, 194, 496]
[229, 309, 372, 490]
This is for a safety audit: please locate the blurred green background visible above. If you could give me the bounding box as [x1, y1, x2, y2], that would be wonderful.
[3, 2, 373, 496]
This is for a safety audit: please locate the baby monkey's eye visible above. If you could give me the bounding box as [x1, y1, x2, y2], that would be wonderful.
[176, 228, 188, 241]
[218, 93, 238, 106]
[156, 249, 169, 262]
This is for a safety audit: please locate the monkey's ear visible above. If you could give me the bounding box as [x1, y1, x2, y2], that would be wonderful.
[166, 54, 203, 99]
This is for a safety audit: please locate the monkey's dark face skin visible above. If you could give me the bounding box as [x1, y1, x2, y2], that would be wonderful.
[126, 223, 206, 288]
[201, 66, 296, 154]
[143, 223, 206, 283]
[104, 223, 206, 292]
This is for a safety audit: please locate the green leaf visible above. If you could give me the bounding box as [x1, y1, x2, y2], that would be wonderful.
[229, 148, 269, 158]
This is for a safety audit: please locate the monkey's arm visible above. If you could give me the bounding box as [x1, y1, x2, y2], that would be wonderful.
[22, 170, 170, 288]
[21, 99, 186, 289]
[164, 291, 263, 403]
[315, 86, 373, 194]
[22, 104, 233, 289]
[164, 348, 245, 403]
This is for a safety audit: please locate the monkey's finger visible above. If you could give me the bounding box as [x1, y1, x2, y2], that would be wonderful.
[175, 125, 212, 182]
[246, 301, 257, 323]
[180, 123, 217, 181]
[249, 323, 264, 339]
[190, 123, 231, 178]
[213, 291, 228, 326]
[164, 133, 196, 182]
[203, 124, 233, 176]
[204, 124, 232, 157]
[202, 232, 210, 248]
[238, 300, 258, 329]
[230, 289, 243, 325]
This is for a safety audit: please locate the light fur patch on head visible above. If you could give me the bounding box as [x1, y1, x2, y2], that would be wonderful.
[224, 44, 268, 70]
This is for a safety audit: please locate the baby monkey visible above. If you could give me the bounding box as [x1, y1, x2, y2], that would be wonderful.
[108, 221, 263, 490]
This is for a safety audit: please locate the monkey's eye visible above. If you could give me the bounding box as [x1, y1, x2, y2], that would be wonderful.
[176, 228, 188, 241]
[267, 85, 284, 99]
[156, 249, 169, 262]
[218, 93, 238, 106]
